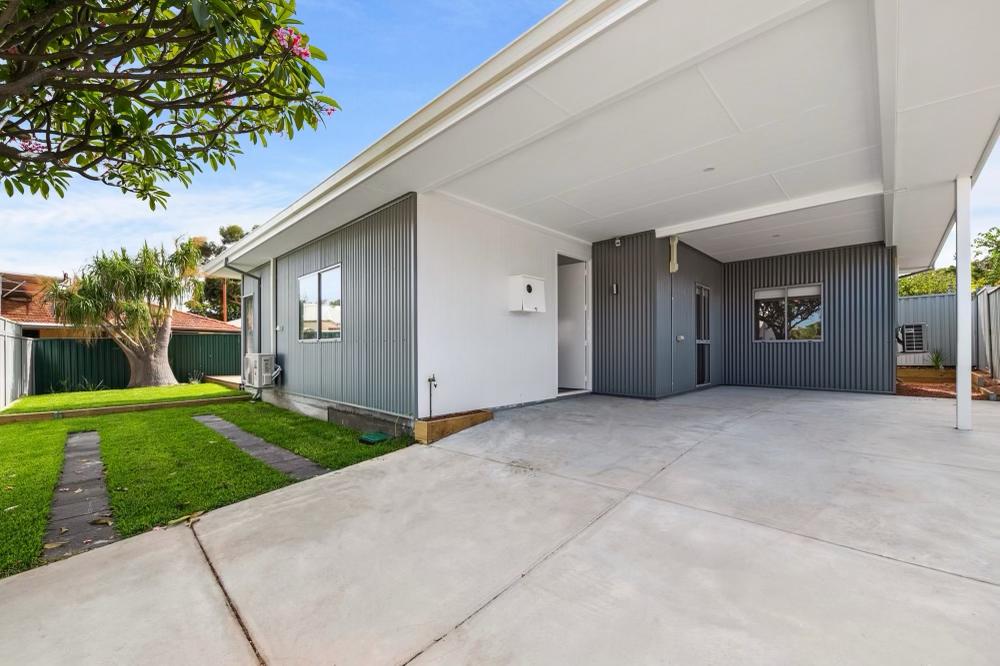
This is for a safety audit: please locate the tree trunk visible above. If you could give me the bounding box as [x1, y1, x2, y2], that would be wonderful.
[119, 318, 178, 388]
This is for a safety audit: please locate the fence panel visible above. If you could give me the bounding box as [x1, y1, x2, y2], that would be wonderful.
[32, 333, 239, 394]
[168, 333, 241, 382]
[1, 319, 32, 409]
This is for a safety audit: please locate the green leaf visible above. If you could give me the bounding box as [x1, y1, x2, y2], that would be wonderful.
[3, 180, 12, 197]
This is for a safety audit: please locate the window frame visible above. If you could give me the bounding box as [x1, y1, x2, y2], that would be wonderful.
[297, 263, 343, 344]
[695, 283, 711, 387]
[752, 283, 824, 343]
[318, 264, 342, 343]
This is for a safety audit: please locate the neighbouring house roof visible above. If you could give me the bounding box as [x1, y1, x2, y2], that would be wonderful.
[203, 0, 1000, 277]
[0, 272, 238, 333]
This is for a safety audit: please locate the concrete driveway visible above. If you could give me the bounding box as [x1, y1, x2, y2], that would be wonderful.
[2, 387, 999, 664]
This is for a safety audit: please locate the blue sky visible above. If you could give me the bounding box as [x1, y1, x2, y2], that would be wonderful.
[1, 0, 996, 274]
[1, 0, 562, 275]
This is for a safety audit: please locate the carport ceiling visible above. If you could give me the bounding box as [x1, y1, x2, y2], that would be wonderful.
[209, 0, 1000, 275]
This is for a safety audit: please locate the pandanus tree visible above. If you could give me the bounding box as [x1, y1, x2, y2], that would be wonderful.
[47, 240, 202, 387]
[1, 0, 337, 207]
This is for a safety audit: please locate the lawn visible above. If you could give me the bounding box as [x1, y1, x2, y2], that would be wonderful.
[204, 401, 411, 469]
[95, 410, 292, 536]
[0, 421, 67, 577]
[0, 399, 411, 577]
[1, 383, 243, 414]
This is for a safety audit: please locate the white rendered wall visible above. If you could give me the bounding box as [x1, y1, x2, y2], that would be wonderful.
[416, 193, 591, 418]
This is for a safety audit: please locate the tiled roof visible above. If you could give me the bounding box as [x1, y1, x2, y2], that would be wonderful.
[0, 272, 237, 332]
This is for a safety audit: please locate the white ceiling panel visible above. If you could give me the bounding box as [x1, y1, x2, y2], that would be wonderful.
[895, 86, 1000, 190]
[893, 183, 956, 271]
[700, 0, 876, 130]
[897, 0, 1000, 111]
[773, 146, 881, 198]
[511, 197, 595, 231]
[527, 0, 815, 114]
[372, 86, 568, 194]
[571, 175, 787, 240]
[440, 68, 738, 210]
[558, 97, 877, 217]
[680, 195, 883, 261]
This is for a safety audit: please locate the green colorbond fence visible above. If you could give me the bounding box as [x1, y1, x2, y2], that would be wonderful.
[32, 333, 239, 394]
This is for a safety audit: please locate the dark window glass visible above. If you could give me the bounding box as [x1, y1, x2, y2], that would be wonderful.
[788, 287, 822, 340]
[695, 285, 710, 341]
[298, 274, 318, 340]
[319, 266, 342, 340]
[754, 290, 786, 341]
[697, 343, 710, 386]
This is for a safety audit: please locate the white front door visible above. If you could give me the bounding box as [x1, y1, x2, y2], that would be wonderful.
[558, 261, 588, 390]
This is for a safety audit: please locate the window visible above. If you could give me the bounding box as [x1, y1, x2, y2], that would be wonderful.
[754, 284, 822, 342]
[900, 324, 926, 353]
[298, 275, 319, 340]
[319, 266, 342, 340]
[298, 265, 342, 342]
[696, 285, 710, 386]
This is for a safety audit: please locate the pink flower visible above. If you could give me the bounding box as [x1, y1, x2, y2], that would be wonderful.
[272, 26, 310, 59]
[17, 138, 45, 153]
[323, 105, 335, 117]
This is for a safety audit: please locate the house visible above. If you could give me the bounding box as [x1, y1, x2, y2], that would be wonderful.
[0, 272, 238, 337]
[204, 0, 998, 432]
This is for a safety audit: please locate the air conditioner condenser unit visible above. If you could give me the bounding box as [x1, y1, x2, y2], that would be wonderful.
[245, 353, 276, 388]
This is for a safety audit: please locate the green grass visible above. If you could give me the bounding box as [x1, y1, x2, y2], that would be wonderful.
[94, 410, 291, 536]
[0, 399, 410, 577]
[0, 421, 68, 577]
[202, 401, 411, 469]
[1, 383, 243, 414]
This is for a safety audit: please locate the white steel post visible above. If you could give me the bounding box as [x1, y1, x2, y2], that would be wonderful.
[956, 176, 972, 431]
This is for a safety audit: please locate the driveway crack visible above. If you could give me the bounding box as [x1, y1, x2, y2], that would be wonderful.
[189, 524, 268, 666]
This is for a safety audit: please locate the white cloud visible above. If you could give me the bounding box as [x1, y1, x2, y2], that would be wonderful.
[0, 179, 295, 276]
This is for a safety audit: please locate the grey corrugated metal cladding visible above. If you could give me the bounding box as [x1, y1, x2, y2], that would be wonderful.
[592, 234, 725, 398]
[724, 243, 897, 394]
[274, 194, 416, 418]
[593, 239, 897, 397]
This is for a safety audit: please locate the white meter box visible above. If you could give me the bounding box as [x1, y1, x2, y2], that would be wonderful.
[508, 275, 546, 312]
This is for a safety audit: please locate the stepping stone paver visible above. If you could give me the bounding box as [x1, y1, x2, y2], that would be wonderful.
[193, 414, 328, 480]
[43, 432, 116, 561]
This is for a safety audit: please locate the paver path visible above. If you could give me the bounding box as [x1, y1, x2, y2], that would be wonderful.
[43, 432, 116, 560]
[193, 414, 328, 480]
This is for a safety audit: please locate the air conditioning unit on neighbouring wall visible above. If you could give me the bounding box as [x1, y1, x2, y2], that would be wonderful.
[245, 353, 275, 388]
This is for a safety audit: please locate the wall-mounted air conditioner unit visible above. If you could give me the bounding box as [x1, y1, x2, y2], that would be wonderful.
[245, 353, 275, 388]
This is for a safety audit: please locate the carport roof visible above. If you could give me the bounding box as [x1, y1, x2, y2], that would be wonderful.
[205, 0, 1000, 277]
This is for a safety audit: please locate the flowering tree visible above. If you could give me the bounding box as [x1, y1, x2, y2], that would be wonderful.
[0, 0, 337, 208]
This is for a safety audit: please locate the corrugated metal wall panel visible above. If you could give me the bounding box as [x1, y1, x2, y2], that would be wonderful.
[274, 194, 416, 418]
[723, 243, 896, 393]
[168, 334, 241, 380]
[30, 334, 238, 394]
[592, 232, 657, 397]
[977, 286, 1000, 379]
[896, 293, 957, 366]
[1, 318, 32, 408]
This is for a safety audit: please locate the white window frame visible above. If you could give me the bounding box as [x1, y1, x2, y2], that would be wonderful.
[753, 283, 824, 343]
[297, 263, 343, 343]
